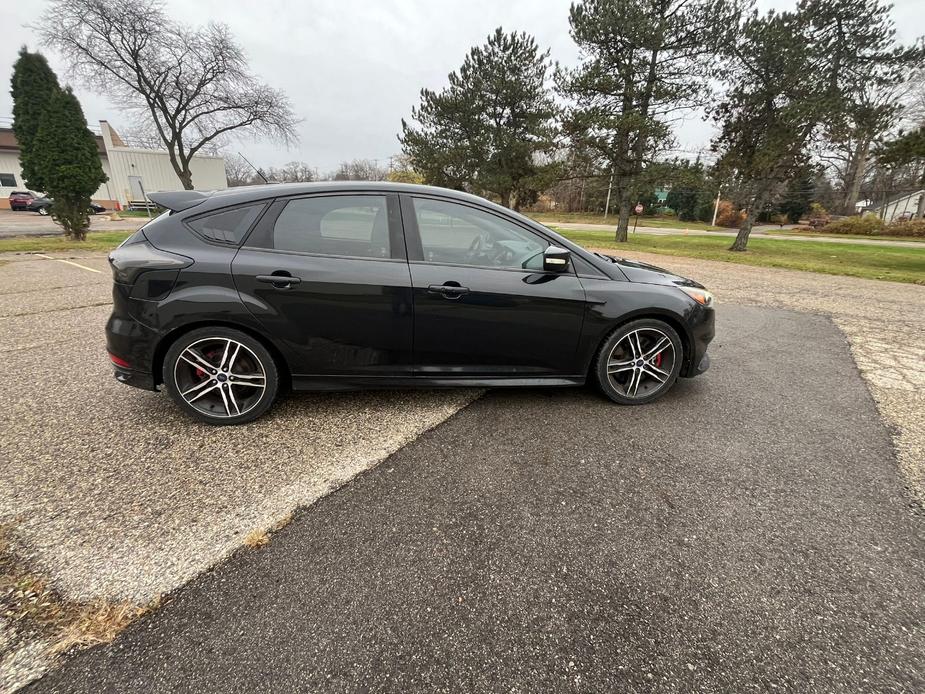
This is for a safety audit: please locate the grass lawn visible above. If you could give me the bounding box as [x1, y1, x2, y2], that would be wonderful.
[557, 228, 925, 285]
[529, 211, 723, 232]
[768, 229, 925, 243]
[117, 210, 162, 218]
[0, 231, 134, 253]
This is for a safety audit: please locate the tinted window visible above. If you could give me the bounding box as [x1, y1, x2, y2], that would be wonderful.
[187, 204, 265, 244]
[266, 196, 390, 259]
[412, 198, 548, 270]
[0, 174, 17, 187]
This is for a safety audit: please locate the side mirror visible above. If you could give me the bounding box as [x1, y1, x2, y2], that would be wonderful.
[543, 245, 571, 272]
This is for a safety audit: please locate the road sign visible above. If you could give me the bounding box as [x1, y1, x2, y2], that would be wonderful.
[634, 203, 644, 214]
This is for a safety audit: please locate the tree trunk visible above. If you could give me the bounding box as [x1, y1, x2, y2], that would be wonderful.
[615, 193, 632, 242]
[841, 140, 870, 215]
[178, 168, 194, 190]
[916, 191, 925, 220]
[729, 204, 759, 251]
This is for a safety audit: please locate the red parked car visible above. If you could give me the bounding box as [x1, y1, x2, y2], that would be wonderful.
[8, 191, 37, 211]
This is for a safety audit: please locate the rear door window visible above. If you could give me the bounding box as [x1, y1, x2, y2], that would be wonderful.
[259, 195, 391, 259]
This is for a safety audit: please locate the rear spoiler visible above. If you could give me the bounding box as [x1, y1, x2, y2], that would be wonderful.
[147, 190, 210, 212]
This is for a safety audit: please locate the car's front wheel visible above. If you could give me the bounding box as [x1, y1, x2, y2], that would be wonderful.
[37, 207, 49, 216]
[163, 327, 279, 425]
[594, 319, 684, 405]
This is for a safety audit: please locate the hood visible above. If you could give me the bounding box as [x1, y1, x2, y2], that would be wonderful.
[597, 254, 705, 289]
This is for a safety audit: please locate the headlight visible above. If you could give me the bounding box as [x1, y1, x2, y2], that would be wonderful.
[678, 286, 714, 307]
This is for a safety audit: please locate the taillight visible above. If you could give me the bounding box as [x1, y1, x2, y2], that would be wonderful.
[109, 352, 131, 368]
[108, 238, 192, 285]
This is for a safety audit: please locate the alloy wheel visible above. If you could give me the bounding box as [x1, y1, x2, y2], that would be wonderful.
[173, 337, 267, 418]
[606, 327, 676, 399]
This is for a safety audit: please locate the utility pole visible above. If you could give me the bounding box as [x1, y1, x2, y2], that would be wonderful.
[711, 185, 723, 227]
[603, 171, 614, 220]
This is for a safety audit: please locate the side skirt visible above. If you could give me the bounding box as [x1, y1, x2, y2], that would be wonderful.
[290, 375, 587, 392]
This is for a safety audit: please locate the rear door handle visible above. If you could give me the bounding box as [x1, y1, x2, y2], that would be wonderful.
[427, 283, 469, 299]
[256, 273, 301, 287]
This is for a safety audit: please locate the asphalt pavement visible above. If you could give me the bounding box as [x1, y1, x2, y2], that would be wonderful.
[27, 305, 925, 693]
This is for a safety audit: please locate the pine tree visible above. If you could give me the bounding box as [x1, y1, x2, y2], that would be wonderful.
[32, 87, 108, 240]
[715, 0, 922, 250]
[559, 0, 740, 241]
[400, 28, 558, 209]
[10, 47, 61, 192]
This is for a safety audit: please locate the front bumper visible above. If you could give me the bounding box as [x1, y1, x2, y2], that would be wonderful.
[680, 305, 715, 378]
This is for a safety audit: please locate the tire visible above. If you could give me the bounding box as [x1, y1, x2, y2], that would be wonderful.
[163, 327, 279, 425]
[37, 207, 49, 216]
[593, 318, 684, 405]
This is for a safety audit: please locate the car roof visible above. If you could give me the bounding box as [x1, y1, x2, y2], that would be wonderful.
[151, 181, 505, 214]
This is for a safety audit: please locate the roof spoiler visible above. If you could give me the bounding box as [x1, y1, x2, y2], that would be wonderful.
[147, 190, 209, 212]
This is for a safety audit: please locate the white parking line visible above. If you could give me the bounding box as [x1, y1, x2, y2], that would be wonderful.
[35, 253, 102, 274]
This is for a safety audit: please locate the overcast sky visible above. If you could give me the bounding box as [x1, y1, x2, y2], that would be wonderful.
[1, 0, 922, 173]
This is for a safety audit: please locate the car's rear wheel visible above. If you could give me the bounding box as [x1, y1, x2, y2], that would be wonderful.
[163, 327, 279, 425]
[594, 319, 683, 405]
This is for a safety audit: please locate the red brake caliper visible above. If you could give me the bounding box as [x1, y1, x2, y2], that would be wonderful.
[196, 349, 220, 380]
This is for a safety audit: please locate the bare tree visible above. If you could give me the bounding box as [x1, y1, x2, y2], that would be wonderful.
[332, 159, 389, 181]
[268, 161, 318, 183]
[899, 69, 925, 128]
[38, 0, 298, 190]
[224, 153, 258, 187]
[819, 83, 903, 214]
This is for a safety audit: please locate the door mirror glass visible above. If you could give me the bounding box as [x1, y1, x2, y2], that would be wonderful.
[543, 245, 571, 272]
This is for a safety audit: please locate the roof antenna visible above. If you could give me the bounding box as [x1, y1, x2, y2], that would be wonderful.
[238, 151, 269, 184]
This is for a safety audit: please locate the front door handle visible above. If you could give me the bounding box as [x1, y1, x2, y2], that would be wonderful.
[256, 273, 302, 288]
[427, 283, 469, 300]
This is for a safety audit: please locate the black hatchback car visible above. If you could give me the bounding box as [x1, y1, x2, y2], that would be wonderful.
[107, 182, 714, 424]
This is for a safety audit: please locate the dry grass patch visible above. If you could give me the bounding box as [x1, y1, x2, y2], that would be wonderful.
[1, 525, 153, 658]
[243, 512, 295, 550]
[50, 600, 152, 655]
[243, 529, 270, 548]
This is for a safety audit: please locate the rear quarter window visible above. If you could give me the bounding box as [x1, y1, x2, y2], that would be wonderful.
[186, 204, 266, 245]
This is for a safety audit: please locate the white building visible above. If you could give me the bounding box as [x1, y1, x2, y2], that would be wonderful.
[0, 120, 227, 210]
[870, 190, 925, 222]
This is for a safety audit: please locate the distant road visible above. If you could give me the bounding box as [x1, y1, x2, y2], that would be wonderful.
[550, 221, 923, 249]
[0, 210, 145, 238]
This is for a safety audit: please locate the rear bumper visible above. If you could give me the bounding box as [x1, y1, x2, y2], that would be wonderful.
[111, 364, 158, 391]
[106, 286, 160, 391]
